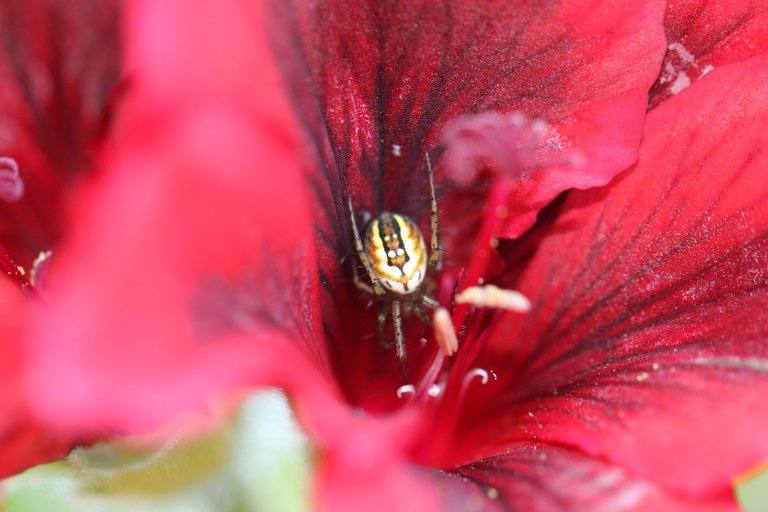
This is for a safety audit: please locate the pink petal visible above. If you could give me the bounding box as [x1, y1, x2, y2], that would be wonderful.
[297, 390, 502, 512]
[23, 0, 327, 434]
[0, 278, 70, 477]
[451, 55, 768, 497]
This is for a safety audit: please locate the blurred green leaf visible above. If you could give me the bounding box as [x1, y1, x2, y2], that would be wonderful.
[0, 390, 312, 512]
[736, 463, 768, 512]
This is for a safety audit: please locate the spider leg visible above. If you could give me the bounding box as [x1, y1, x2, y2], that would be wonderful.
[426, 153, 442, 271]
[421, 294, 439, 310]
[416, 294, 439, 325]
[414, 307, 433, 326]
[377, 305, 389, 349]
[351, 258, 375, 294]
[392, 300, 407, 379]
[348, 195, 385, 296]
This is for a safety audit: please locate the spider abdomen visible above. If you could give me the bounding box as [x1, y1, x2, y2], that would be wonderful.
[364, 212, 427, 294]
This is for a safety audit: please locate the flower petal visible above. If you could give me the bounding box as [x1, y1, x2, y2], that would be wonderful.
[301, 390, 503, 512]
[0, 0, 121, 265]
[454, 55, 768, 497]
[318, 462, 512, 512]
[650, 0, 768, 108]
[0, 278, 70, 477]
[271, 0, 666, 401]
[23, 0, 328, 434]
[274, 0, 666, 213]
[454, 442, 737, 512]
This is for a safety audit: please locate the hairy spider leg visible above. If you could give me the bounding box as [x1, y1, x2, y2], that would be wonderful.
[348, 195, 385, 296]
[426, 153, 442, 270]
[392, 300, 407, 378]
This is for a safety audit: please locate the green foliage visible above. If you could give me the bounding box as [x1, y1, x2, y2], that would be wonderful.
[0, 391, 311, 512]
[736, 464, 768, 512]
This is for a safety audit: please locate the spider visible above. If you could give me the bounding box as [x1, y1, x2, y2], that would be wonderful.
[348, 154, 444, 379]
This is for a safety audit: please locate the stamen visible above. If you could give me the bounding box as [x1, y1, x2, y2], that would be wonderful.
[456, 284, 531, 312]
[0, 157, 24, 202]
[433, 307, 458, 356]
[427, 384, 443, 397]
[453, 368, 494, 411]
[396, 384, 415, 398]
[441, 112, 577, 186]
[423, 367, 494, 453]
[414, 350, 445, 400]
[463, 368, 490, 386]
[31, 250, 53, 291]
[441, 112, 579, 334]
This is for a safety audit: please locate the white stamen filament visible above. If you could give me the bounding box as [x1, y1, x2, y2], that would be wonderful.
[450, 368, 493, 410]
[456, 284, 531, 312]
[396, 384, 415, 398]
[463, 368, 490, 386]
[428, 384, 443, 397]
[30, 250, 53, 291]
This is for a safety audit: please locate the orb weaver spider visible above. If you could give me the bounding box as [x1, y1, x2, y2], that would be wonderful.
[348, 154, 445, 378]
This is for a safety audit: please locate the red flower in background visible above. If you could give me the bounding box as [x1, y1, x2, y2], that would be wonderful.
[2, 0, 767, 510]
[0, 0, 121, 477]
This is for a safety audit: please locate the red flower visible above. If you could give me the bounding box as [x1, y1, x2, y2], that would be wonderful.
[0, 0, 121, 477]
[8, 0, 768, 510]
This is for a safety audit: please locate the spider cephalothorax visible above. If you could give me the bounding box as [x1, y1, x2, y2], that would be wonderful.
[348, 155, 445, 378]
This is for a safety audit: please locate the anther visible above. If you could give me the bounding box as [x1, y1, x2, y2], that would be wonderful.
[428, 384, 443, 397]
[433, 307, 458, 356]
[456, 284, 531, 312]
[0, 157, 24, 202]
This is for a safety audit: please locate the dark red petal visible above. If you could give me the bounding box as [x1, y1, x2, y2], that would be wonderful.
[276, 0, 666, 213]
[273, 0, 666, 404]
[454, 442, 738, 512]
[650, 1, 768, 108]
[451, 55, 768, 497]
[441, 111, 587, 239]
[23, 0, 327, 434]
[0, 0, 121, 266]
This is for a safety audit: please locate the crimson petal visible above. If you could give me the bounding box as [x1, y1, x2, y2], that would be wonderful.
[455, 442, 736, 512]
[274, 0, 665, 213]
[650, 0, 768, 108]
[0, 0, 121, 266]
[453, 55, 768, 499]
[271, 0, 666, 402]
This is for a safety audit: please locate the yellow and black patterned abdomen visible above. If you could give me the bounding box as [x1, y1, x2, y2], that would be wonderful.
[364, 212, 427, 294]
